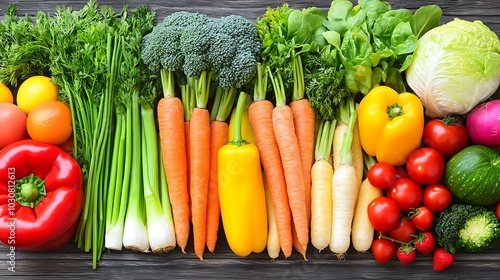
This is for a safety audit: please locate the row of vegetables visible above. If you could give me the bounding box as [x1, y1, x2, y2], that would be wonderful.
[0, 0, 499, 273]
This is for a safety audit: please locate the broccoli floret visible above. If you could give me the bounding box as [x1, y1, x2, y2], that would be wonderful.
[179, 18, 214, 78]
[213, 15, 261, 57]
[141, 11, 213, 98]
[435, 204, 500, 254]
[140, 11, 260, 102]
[162, 11, 209, 28]
[141, 24, 183, 72]
[208, 33, 237, 73]
[208, 15, 261, 90]
[216, 49, 258, 90]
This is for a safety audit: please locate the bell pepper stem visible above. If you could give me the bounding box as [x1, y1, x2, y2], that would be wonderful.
[387, 103, 403, 120]
[21, 183, 38, 202]
[15, 173, 47, 208]
[229, 91, 250, 146]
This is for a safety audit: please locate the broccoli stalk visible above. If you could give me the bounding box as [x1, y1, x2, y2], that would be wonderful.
[435, 204, 500, 253]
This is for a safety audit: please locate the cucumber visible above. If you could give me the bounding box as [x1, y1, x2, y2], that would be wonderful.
[444, 145, 500, 206]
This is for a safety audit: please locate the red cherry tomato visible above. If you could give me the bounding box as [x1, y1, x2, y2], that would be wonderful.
[423, 184, 452, 213]
[395, 166, 409, 179]
[406, 147, 445, 185]
[367, 162, 397, 189]
[411, 206, 434, 231]
[386, 177, 423, 213]
[423, 118, 469, 158]
[367, 197, 401, 232]
[388, 219, 417, 243]
[371, 238, 396, 263]
[495, 203, 500, 221]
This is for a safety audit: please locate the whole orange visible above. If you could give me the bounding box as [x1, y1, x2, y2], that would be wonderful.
[0, 82, 13, 104]
[0, 103, 28, 149]
[17, 75, 59, 114]
[27, 101, 73, 146]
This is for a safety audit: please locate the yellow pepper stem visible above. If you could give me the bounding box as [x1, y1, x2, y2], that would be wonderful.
[229, 91, 249, 146]
[387, 103, 403, 120]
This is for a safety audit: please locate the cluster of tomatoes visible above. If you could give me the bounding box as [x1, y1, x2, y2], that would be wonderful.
[364, 117, 471, 266]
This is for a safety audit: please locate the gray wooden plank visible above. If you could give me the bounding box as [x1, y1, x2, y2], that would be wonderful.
[2, 0, 500, 35]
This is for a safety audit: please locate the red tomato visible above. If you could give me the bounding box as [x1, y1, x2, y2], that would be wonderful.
[423, 118, 469, 158]
[406, 148, 445, 185]
[423, 184, 452, 213]
[496, 203, 500, 221]
[367, 197, 401, 232]
[371, 238, 396, 263]
[0, 103, 29, 149]
[411, 206, 434, 231]
[367, 162, 397, 189]
[386, 177, 423, 212]
[395, 166, 409, 179]
[388, 219, 417, 243]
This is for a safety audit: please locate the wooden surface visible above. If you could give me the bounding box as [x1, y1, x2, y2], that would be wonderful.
[1, 0, 500, 278]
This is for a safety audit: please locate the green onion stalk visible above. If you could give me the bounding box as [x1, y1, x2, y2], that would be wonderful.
[105, 5, 158, 253]
[75, 32, 123, 268]
[141, 102, 176, 252]
[122, 90, 149, 252]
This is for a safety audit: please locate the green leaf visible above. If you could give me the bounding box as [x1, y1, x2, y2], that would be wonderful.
[345, 64, 373, 94]
[371, 66, 383, 87]
[359, 0, 391, 30]
[411, 5, 442, 39]
[287, 8, 327, 45]
[371, 9, 413, 51]
[371, 49, 393, 67]
[391, 22, 418, 55]
[322, 30, 342, 48]
[340, 28, 372, 66]
[383, 67, 406, 92]
[325, 0, 365, 36]
[399, 54, 413, 72]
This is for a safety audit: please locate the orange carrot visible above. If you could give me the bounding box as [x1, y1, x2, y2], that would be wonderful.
[249, 100, 293, 258]
[292, 223, 307, 260]
[205, 87, 236, 253]
[185, 121, 192, 221]
[190, 107, 211, 260]
[289, 98, 315, 224]
[157, 97, 189, 253]
[206, 120, 228, 253]
[181, 83, 194, 222]
[273, 104, 308, 253]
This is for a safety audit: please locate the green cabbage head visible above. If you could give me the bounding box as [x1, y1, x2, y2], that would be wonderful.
[406, 18, 500, 118]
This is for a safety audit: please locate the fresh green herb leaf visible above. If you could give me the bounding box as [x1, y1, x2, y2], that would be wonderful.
[411, 5, 442, 39]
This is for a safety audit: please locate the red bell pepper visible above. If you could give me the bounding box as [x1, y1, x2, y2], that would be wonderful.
[0, 139, 84, 250]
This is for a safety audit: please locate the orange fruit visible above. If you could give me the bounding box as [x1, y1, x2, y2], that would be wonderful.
[0, 103, 28, 149]
[17, 75, 59, 114]
[27, 101, 73, 146]
[0, 82, 13, 104]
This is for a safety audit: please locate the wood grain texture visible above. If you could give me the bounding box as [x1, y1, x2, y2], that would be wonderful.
[1, 0, 500, 278]
[1, 0, 499, 34]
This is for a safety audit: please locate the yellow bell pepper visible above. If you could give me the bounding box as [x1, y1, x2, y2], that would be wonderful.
[218, 91, 268, 257]
[358, 86, 424, 166]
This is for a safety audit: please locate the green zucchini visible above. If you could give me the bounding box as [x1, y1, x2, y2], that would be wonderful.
[444, 145, 500, 206]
